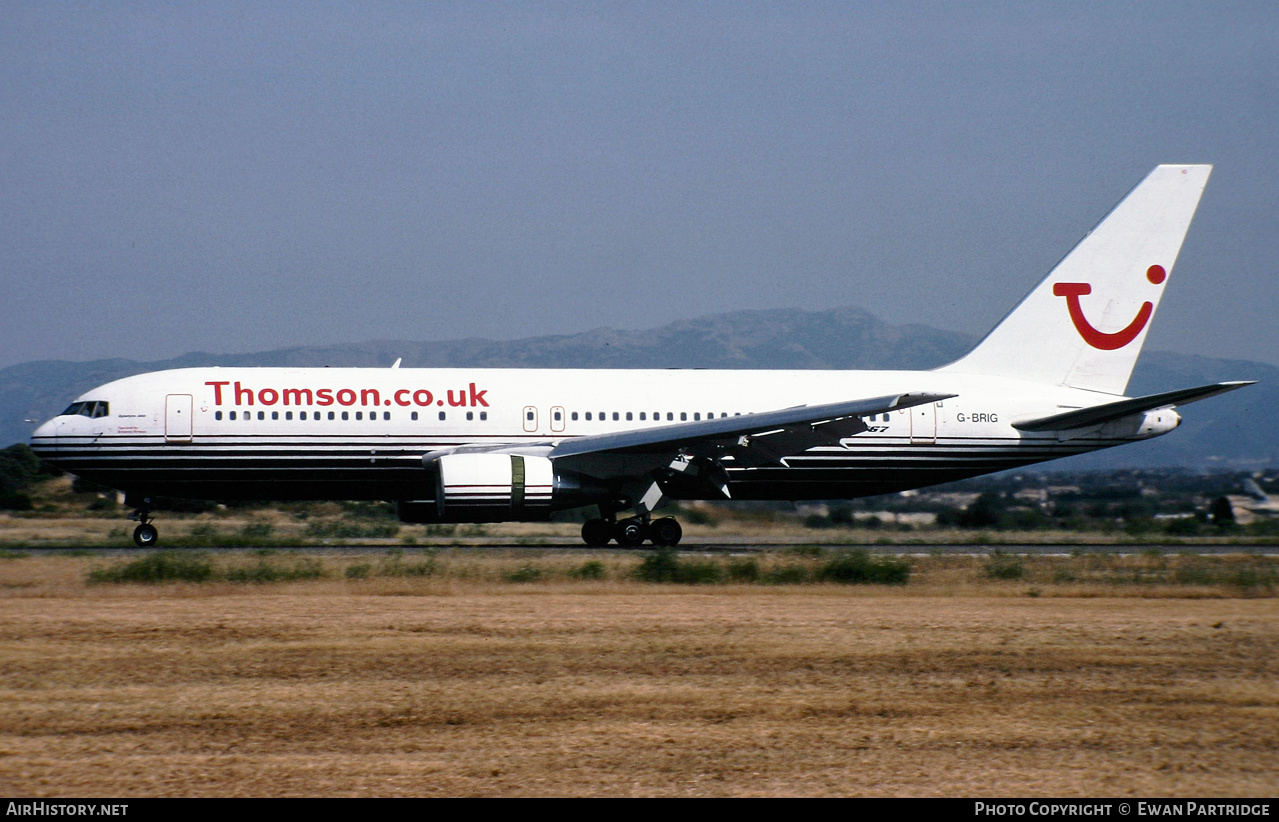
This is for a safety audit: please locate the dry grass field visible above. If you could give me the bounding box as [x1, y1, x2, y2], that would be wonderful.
[0, 551, 1276, 797]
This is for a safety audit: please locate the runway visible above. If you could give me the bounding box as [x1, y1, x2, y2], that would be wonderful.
[17, 540, 1279, 556]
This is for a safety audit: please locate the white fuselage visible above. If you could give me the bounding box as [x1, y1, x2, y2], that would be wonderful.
[29, 366, 1176, 507]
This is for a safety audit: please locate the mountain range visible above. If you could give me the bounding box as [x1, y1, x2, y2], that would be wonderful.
[2, 306, 1272, 471]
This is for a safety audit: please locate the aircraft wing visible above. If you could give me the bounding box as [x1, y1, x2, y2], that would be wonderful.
[1012, 381, 1254, 432]
[424, 391, 953, 476]
[547, 391, 955, 476]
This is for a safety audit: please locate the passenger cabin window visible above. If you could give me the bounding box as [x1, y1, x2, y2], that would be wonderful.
[439, 411, 446, 421]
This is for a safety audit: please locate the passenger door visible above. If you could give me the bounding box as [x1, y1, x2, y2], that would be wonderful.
[909, 402, 936, 445]
[165, 394, 193, 443]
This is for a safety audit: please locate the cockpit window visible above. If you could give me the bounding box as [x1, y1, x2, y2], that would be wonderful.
[60, 401, 108, 418]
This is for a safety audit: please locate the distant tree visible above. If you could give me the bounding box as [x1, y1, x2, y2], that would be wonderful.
[958, 493, 1005, 529]
[1210, 496, 1236, 528]
[1006, 507, 1049, 530]
[828, 505, 854, 526]
[0, 444, 44, 509]
[1164, 517, 1201, 537]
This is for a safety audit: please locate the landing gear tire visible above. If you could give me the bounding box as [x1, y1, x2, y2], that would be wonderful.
[615, 518, 648, 548]
[650, 517, 682, 547]
[133, 523, 159, 548]
[581, 519, 613, 547]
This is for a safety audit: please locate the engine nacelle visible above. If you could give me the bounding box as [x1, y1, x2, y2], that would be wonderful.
[397, 453, 608, 523]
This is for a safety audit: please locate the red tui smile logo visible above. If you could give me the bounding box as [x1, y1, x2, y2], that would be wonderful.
[1053, 265, 1166, 350]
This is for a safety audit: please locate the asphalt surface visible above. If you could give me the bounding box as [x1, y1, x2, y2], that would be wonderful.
[14, 541, 1279, 555]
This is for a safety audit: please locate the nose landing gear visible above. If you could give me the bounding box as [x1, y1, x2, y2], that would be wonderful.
[128, 509, 159, 547]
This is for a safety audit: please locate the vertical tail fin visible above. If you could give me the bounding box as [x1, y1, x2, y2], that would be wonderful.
[939, 165, 1212, 395]
[1243, 479, 1270, 504]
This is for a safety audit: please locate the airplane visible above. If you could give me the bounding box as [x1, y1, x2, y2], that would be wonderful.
[1233, 478, 1279, 519]
[29, 164, 1253, 548]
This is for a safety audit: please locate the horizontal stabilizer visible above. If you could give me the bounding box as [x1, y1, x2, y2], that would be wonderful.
[1012, 381, 1254, 432]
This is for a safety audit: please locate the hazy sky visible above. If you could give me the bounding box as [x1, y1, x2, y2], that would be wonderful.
[3, 2, 1276, 369]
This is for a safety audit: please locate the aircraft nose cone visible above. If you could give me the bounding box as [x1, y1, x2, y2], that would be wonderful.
[29, 417, 62, 460]
[30, 417, 57, 441]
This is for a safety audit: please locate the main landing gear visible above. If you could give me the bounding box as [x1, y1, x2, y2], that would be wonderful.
[581, 516, 682, 548]
[128, 509, 158, 548]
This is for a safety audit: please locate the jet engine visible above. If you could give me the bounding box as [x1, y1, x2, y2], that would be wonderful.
[397, 452, 608, 523]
